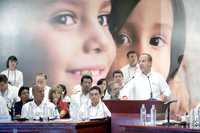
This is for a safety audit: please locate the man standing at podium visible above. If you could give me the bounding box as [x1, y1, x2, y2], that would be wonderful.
[120, 53, 171, 101]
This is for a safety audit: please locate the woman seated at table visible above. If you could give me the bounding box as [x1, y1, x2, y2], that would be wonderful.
[56, 84, 71, 103]
[97, 78, 108, 99]
[49, 87, 69, 119]
[14, 86, 31, 119]
[78, 86, 111, 120]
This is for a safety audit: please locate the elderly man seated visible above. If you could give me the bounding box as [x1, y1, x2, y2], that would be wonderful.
[21, 85, 59, 120]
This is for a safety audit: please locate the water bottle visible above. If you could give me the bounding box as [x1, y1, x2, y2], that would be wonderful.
[198, 107, 200, 128]
[43, 103, 48, 121]
[53, 107, 59, 119]
[150, 105, 156, 126]
[140, 104, 146, 125]
[28, 102, 34, 120]
[12, 103, 15, 120]
[190, 109, 195, 129]
[12, 99, 16, 120]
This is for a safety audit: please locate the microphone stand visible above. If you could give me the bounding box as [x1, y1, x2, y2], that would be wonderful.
[147, 75, 153, 100]
[162, 100, 177, 126]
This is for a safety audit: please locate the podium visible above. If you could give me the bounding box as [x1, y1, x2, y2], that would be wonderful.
[104, 100, 165, 114]
[104, 100, 166, 133]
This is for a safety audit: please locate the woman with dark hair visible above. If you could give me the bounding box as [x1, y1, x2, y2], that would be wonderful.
[14, 86, 31, 119]
[1, 56, 23, 88]
[97, 78, 108, 98]
[109, 0, 189, 115]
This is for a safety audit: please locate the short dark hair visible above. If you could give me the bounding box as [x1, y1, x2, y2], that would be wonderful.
[97, 78, 106, 86]
[6, 55, 18, 68]
[0, 74, 8, 83]
[18, 86, 29, 97]
[141, 53, 152, 62]
[127, 51, 136, 58]
[81, 75, 93, 84]
[89, 86, 101, 94]
[112, 70, 123, 78]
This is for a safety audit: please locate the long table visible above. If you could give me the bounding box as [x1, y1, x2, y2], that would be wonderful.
[0, 118, 111, 133]
[120, 124, 200, 133]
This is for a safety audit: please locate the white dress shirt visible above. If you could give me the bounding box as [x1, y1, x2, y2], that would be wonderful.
[29, 85, 51, 101]
[120, 71, 171, 100]
[1, 69, 23, 88]
[0, 96, 11, 120]
[121, 64, 140, 84]
[103, 90, 111, 100]
[21, 100, 59, 120]
[0, 84, 19, 110]
[78, 100, 111, 120]
[69, 91, 89, 120]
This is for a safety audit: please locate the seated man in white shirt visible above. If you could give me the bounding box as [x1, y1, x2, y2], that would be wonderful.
[121, 51, 140, 84]
[0, 96, 11, 120]
[29, 73, 51, 101]
[21, 85, 59, 120]
[120, 53, 171, 101]
[79, 86, 111, 120]
[69, 75, 93, 120]
[104, 70, 124, 99]
[104, 81, 120, 100]
[0, 74, 19, 112]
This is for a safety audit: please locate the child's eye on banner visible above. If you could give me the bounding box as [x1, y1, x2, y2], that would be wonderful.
[149, 35, 166, 47]
[116, 33, 133, 47]
[98, 14, 109, 26]
[50, 12, 77, 26]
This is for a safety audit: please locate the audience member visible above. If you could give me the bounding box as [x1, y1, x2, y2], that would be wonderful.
[49, 87, 69, 119]
[1, 56, 23, 88]
[30, 73, 51, 101]
[78, 86, 111, 120]
[21, 85, 59, 120]
[69, 75, 93, 120]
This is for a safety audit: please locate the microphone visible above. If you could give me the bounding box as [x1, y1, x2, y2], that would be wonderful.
[147, 75, 153, 100]
[164, 99, 177, 106]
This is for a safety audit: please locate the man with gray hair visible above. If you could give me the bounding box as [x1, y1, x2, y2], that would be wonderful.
[21, 85, 59, 120]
